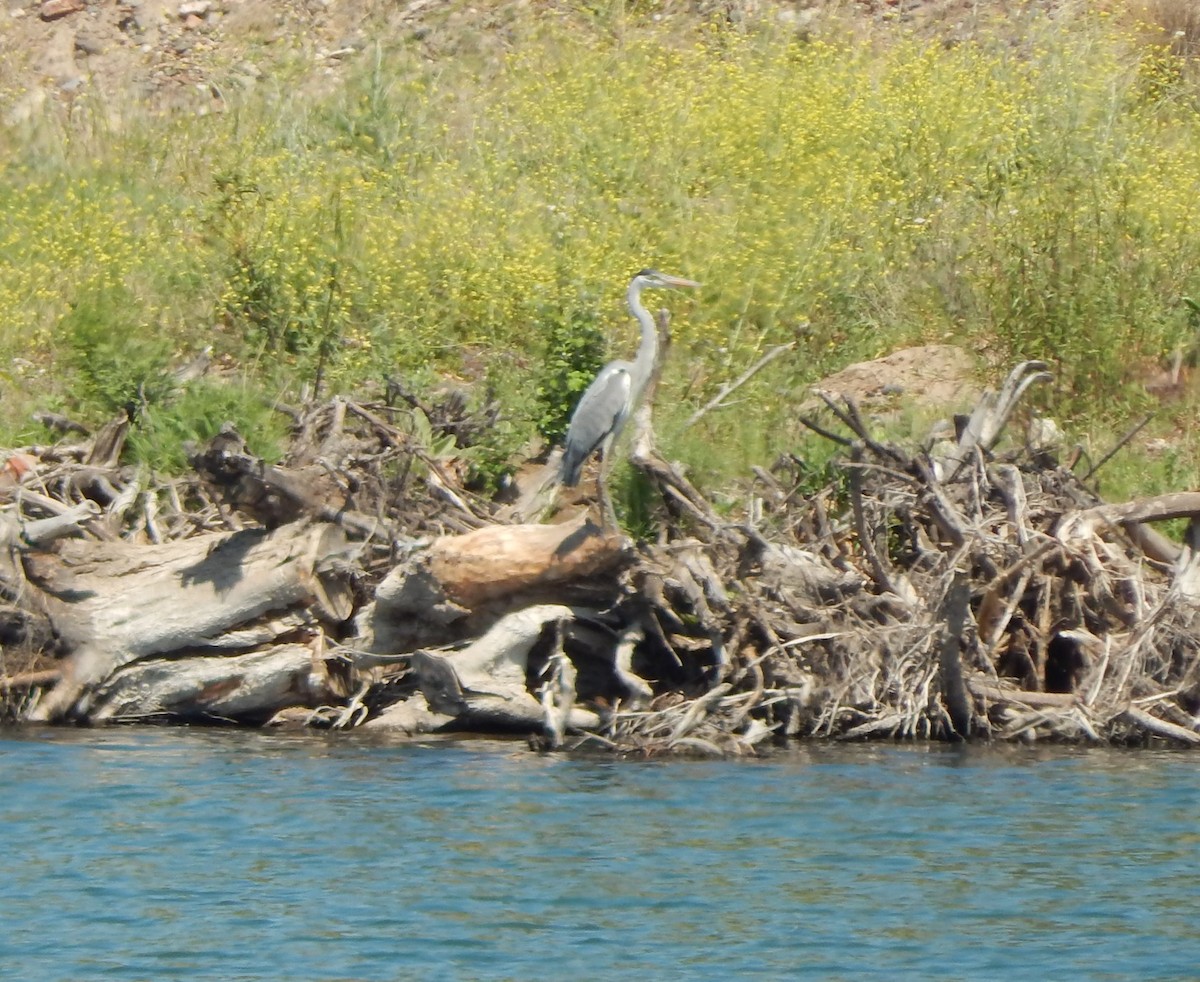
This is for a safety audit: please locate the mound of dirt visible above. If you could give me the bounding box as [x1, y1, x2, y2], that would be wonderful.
[803, 344, 980, 414]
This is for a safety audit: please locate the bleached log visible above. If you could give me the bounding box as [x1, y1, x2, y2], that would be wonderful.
[0, 503, 101, 632]
[1121, 706, 1200, 746]
[1058, 491, 1200, 567]
[1074, 491, 1200, 529]
[87, 643, 336, 723]
[1172, 519, 1200, 604]
[410, 604, 602, 733]
[0, 669, 60, 693]
[612, 625, 654, 708]
[937, 361, 1052, 480]
[27, 521, 354, 721]
[968, 678, 1079, 708]
[1, 500, 99, 548]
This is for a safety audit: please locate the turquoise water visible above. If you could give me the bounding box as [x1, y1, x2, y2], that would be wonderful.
[1, 729, 1198, 981]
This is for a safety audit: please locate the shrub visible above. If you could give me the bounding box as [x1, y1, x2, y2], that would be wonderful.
[62, 284, 174, 419]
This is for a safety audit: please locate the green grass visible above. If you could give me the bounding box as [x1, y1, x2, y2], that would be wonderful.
[3, 4, 1200, 504]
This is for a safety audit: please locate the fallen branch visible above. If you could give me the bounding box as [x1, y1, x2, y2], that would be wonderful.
[1121, 706, 1200, 746]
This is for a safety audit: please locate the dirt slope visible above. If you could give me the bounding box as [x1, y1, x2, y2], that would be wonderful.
[1, 0, 1064, 128]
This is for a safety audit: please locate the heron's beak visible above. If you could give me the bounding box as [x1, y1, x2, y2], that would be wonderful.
[662, 275, 701, 289]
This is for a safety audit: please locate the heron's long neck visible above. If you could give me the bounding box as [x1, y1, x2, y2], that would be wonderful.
[627, 282, 658, 397]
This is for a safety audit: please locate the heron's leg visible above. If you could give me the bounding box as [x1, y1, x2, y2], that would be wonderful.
[596, 439, 618, 532]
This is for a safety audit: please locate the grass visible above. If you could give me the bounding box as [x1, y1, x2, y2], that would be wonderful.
[3, 2, 1200, 502]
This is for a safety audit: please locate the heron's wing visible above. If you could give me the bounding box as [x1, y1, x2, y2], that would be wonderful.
[560, 362, 632, 485]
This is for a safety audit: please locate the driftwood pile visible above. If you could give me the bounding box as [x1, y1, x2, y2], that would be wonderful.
[5, 359, 1200, 752]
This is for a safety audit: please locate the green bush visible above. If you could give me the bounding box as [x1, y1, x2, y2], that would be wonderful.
[532, 292, 608, 445]
[62, 285, 174, 419]
[126, 380, 288, 475]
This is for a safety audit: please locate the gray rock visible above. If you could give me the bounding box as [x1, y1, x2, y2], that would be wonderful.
[74, 33, 102, 55]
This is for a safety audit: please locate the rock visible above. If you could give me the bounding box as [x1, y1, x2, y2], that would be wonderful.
[35, 22, 80, 80]
[39, 0, 84, 21]
[127, 0, 162, 33]
[1027, 416, 1063, 452]
[177, 0, 209, 16]
[361, 695, 454, 735]
[74, 33, 103, 55]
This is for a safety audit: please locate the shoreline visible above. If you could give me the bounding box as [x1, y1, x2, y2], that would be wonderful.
[5, 360, 1200, 752]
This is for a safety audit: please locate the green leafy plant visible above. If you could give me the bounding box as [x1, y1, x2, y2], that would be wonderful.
[126, 381, 288, 474]
[533, 298, 608, 446]
[62, 285, 174, 419]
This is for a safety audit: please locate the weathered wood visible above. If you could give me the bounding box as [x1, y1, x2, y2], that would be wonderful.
[87, 642, 336, 723]
[1, 501, 99, 548]
[1121, 706, 1200, 746]
[7, 358, 1200, 752]
[684, 342, 795, 428]
[26, 521, 354, 721]
[938, 360, 1052, 481]
[190, 424, 380, 536]
[937, 574, 972, 738]
[495, 452, 562, 525]
[360, 517, 630, 653]
[0, 669, 61, 692]
[31, 411, 89, 436]
[428, 519, 628, 607]
[1172, 519, 1200, 604]
[628, 311, 723, 530]
[1076, 491, 1200, 529]
[409, 604, 602, 734]
[968, 678, 1079, 708]
[538, 645, 577, 749]
[85, 416, 129, 469]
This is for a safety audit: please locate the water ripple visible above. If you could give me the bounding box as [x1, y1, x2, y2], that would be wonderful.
[2, 731, 1199, 979]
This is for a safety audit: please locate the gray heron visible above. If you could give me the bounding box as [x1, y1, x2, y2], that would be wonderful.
[559, 268, 700, 527]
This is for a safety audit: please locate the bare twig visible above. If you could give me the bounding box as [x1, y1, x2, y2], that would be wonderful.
[684, 342, 795, 428]
[1081, 413, 1154, 481]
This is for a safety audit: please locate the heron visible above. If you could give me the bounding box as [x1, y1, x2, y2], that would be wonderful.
[559, 268, 701, 528]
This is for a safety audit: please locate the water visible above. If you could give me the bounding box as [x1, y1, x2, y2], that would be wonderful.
[1, 730, 1198, 981]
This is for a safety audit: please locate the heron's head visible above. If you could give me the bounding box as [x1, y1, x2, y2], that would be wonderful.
[633, 269, 701, 291]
